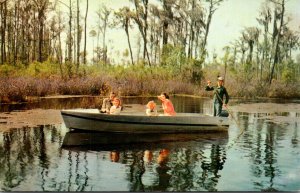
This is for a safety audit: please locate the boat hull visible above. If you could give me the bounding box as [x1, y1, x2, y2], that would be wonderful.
[61, 110, 229, 133]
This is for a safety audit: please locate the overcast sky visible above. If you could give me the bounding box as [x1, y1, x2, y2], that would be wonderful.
[57, 0, 300, 63]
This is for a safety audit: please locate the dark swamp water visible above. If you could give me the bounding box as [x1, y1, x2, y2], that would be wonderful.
[0, 96, 299, 191]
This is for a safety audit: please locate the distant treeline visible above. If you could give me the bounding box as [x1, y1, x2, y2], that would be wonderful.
[0, 0, 299, 103]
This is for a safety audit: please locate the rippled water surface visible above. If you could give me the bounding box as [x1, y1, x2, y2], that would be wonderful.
[0, 96, 299, 191]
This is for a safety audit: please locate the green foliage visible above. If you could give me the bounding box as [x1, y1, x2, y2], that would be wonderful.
[25, 61, 60, 78]
[178, 59, 203, 83]
[190, 59, 203, 83]
[161, 44, 185, 68]
[159, 44, 204, 83]
[64, 61, 74, 78]
[281, 60, 297, 84]
[281, 67, 294, 83]
[0, 64, 19, 76]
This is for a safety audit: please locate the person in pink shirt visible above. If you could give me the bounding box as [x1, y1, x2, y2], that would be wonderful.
[157, 93, 176, 116]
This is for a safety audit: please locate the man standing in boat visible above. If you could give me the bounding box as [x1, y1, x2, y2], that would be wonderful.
[205, 76, 229, 117]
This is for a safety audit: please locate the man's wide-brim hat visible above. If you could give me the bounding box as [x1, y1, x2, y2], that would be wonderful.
[217, 76, 224, 81]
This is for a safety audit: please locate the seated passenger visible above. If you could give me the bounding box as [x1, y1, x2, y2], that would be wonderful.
[157, 93, 176, 116]
[100, 92, 117, 113]
[109, 98, 122, 115]
[146, 100, 158, 116]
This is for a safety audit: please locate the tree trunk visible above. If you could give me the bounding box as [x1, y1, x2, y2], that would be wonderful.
[68, 0, 73, 63]
[162, 21, 168, 45]
[83, 0, 88, 65]
[0, 3, 2, 64]
[269, 0, 285, 84]
[201, 5, 213, 62]
[102, 15, 107, 65]
[73, 16, 76, 65]
[1, 1, 7, 64]
[162, 0, 172, 45]
[143, 0, 148, 60]
[13, 1, 19, 65]
[34, 0, 48, 63]
[7, 10, 12, 64]
[38, 17, 44, 62]
[76, 0, 80, 73]
[248, 40, 254, 64]
[125, 27, 134, 65]
[133, 0, 151, 66]
[188, 0, 196, 58]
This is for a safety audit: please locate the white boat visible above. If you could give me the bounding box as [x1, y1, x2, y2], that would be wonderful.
[61, 109, 230, 133]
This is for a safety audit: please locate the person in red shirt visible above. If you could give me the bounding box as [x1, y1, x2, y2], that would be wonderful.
[157, 93, 176, 116]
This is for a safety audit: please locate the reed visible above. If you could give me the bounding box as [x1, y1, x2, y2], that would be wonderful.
[0, 62, 299, 103]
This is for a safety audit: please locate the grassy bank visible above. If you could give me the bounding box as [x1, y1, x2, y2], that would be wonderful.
[0, 76, 197, 103]
[0, 62, 299, 103]
[0, 62, 197, 103]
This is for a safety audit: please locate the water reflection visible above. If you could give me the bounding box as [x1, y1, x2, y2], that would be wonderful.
[232, 112, 299, 191]
[110, 151, 120, 162]
[62, 130, 228, 147]
[0, 125, 62, 191]
[154, 149, 171, 191]
[143, 150, 153, 163]
[0, 125, 229, 191]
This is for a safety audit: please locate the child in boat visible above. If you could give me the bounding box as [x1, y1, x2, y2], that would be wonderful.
[100, 92, 117, 113]
[146, 100, 158, 116]
[109, 98, 122, 115]
[157, 93, 176, 116]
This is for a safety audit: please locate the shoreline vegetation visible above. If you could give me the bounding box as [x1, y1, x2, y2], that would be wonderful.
[0, 62, 299, 104]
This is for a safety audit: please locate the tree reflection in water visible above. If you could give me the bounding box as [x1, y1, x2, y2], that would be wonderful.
[0, 125, 229, 191]
[1, 110, 298, 191]
[128, 150, 146, 191]
[106, 143, 227, 192]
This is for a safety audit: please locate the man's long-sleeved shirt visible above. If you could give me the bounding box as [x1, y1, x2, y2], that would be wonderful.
[205, 85, 229, 104]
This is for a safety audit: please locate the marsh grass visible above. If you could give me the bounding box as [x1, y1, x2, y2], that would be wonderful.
[0, 62, 299, 103]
